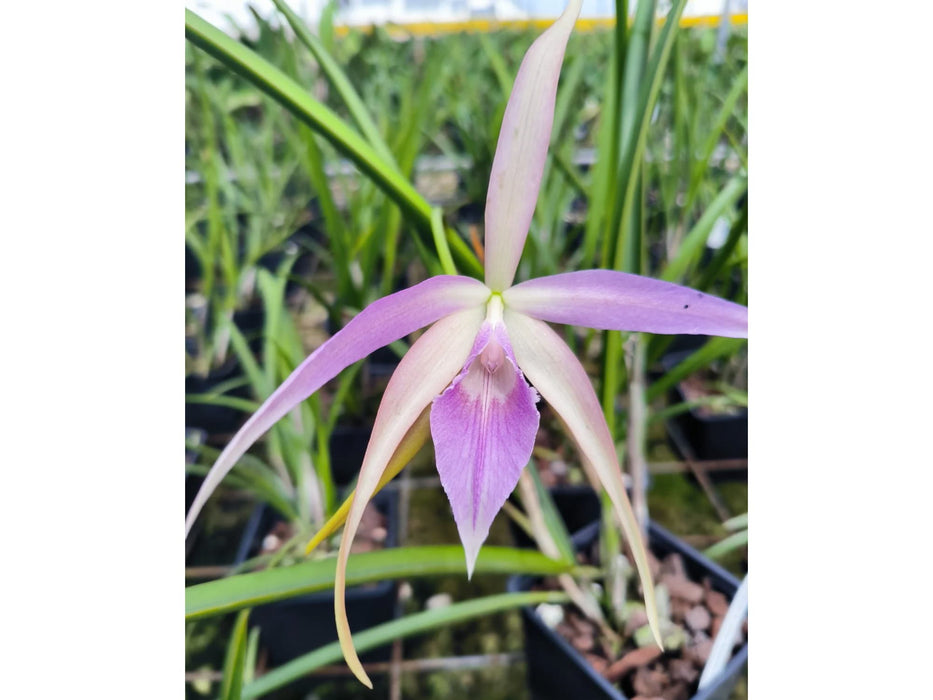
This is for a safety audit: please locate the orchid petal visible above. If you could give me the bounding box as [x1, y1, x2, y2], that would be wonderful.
[304, 408, 431, 555]
[504, 308, 664, 650]
[336, 306, 485, 688]
[484, 0, 583, 291]
[431, 319, 540, 578]
[503, 270, 748, 337]
[185, 275, 489, 536]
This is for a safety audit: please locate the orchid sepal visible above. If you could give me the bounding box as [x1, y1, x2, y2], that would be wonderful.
[304, 408, 431, 555]
[503, 270, 748, 338]
[184, 275, 489, 536]
[336, 306, 485, 688]
[483, 0, 583, 290]
[505, 308, 664, 649]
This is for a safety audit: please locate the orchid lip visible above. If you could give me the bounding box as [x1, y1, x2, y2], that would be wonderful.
[431, 294, 539, 577]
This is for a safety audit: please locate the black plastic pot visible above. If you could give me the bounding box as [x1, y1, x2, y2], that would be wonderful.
[234, 491, 399, 684]
[185, 359, 250, 438]
[661, 351, 748, 467]
[668, 383, 748, 462]
[549, 485, 603, 535]
[366, 344, 402, 378]
[663, 334, 712, 357]
[185, 243, 202, 292]
[327, 423, 373, 487]
[185, 303, 267, 438]
[508, 521, 747, 700]
[509, 484, 601, 549]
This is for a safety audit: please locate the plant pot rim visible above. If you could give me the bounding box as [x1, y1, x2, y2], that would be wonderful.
[507, 519, 748, 700]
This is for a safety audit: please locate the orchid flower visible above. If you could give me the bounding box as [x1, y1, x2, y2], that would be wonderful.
[185, 0, 748, 688]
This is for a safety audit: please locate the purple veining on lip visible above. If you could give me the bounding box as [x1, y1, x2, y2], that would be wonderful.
[431, 320, 539, 576]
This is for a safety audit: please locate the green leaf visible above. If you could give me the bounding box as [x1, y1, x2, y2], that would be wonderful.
[526, 467, 576, 565]
[685, 63, 748, 213]
[242, 591, 570, 698]
[696, 197, 747, 292]
[271, 0, 396, 166]
[219, 609, 250, 700]
[703, 529, 748, 560]
[184, 9, 481, 276]
[646, 336, 746, 402]
[609, 0, 689, 272]
[186, 545, 573, 620]
[661, 177, 746, 283]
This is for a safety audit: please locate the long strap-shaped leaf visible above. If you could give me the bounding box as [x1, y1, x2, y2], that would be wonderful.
[645, 336, 746, 402]
[185, 10, 427, 224]
[219, 609, 250, 700]
[684, 63, 749, 214]
[609, 0, 689, 272]
[185, 9, 480, 278]
[186, 545, 575, 620]
[661, 176, 746, 283]
[271, 0, 396, 167]
[241, 591, 570, 698]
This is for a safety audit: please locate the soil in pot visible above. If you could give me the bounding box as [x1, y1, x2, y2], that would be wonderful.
[511, 521, 747, 700]
[235, 491, 400, 692]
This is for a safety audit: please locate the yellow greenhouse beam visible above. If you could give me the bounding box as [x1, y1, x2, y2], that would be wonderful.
[333, 13, 747, 39]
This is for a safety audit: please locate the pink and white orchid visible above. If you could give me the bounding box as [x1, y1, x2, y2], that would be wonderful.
[185, 0, 747, 688]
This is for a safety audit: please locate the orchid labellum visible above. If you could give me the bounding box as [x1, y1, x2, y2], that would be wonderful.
[185, 0, 748, 688]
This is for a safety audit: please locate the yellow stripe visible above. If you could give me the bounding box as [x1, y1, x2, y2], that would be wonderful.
[333, 13, 747, 38]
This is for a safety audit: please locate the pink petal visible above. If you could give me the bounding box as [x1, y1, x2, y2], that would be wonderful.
[503, 270, 748, 337]
[336, 305, 485, 688]
[504, 308, 664, 650]
[185, 275, 489, 536]
[484, 0, 583, 291]
[430, 320, 540, 577]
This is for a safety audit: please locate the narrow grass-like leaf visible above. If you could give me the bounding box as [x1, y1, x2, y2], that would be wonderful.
[646, 395, 746, 425]
[703, 529, 748, 560]
[186, 546, 573, 620]
[478, 31, 513, 97]
[695, 197, 747, 291]
[219, 608, 250, 700]
[271, 0, 396, 165]
[684, 63, 748, 214]
[185, 10, 419, 216]
[646, 336, 746, 402]
[185, 9, 480, 275]
[243, 626, 260, 686]
[609, 0, 689, 272]
[242, 591, 570, 697]
[661, 176, 745, 283]
[524, 464, 576, 565]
